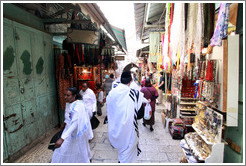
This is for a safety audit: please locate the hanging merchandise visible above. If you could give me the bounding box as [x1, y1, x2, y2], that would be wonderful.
[203, 3, 215, 45]
[56, 53, 74, 110]
[149, 32, 160, 63]
[186, 3, 198, 49]
[194, 3, 204, 64]
[210, 3, 230, 47]
[170, 3, 185, 63]
[157, 32, 164, 71]
[168, 3, 174, 67]
[205, 60, 214, 81]
[163, 3, 170, 70]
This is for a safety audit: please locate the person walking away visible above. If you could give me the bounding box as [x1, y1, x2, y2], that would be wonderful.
[130, 72, 141, 91]
[106, 71, 150, 163]
[112, 71, 121, 89]
[103, 74, 114, 96]
[157, 72, 165, 105]
[141, 76, 146, 87]
[79, 82, 97, 119]
[51, 87, 93, 163]
[141, 78, 159, 131]
[96, 84, 104, 116]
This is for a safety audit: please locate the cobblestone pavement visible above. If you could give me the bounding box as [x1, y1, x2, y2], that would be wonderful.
[14, 104, 183, 163]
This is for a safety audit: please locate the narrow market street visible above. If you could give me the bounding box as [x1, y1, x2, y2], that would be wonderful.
[14, 104, 183, 163]
[2, 2, 243, 164]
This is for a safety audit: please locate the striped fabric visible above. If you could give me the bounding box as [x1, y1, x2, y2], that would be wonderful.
[129, 89, 141, 156]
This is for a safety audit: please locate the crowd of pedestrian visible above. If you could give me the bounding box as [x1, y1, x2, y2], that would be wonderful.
[51, 70, 165, 163]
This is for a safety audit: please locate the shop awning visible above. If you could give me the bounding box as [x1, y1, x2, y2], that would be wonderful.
[109, 24, 127, 52]
[134, 3, 166, 43]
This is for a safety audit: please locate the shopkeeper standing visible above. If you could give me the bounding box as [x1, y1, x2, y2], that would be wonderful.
[157, 72, 165, 105]
[79, 82, 97, 119]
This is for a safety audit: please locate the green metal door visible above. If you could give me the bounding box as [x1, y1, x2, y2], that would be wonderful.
[3, 18, 58, 160]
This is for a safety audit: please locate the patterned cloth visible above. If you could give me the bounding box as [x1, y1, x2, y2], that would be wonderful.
[210, 3, 230, 46]
[149, 32, 160, 63]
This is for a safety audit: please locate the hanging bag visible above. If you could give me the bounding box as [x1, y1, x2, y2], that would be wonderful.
[90, 115, 100, 130]
[144, 103, 152, 120]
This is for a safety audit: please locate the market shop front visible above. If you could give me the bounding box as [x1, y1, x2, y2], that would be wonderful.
[134, 2, 244, 163]
[2, 3, 126, 162]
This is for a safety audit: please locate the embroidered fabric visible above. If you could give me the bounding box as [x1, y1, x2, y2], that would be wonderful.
[210, 3, 230, 46]
[149, 32, 160, 63]
[170, 3, 185, 63]
[194, 4, 204, 63]
[186, 3, 198, 49]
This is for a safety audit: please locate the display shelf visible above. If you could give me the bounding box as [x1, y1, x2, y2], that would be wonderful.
[181, 147, 191, 163]
[180, 102, 197, 105]
[192, 124, 214, 145]
[180, 115, 195, 118]
[183, 132, 224, 163]
[184, 135, 206, 161]
[181, 102, 225, 163]
[180, 108, 196, 111]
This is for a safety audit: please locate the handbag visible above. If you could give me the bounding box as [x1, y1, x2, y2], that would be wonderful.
[144, 103, 152, 120]
[90, 115, 100, 129]
[48, 130, 63, 151]
[137, 103, 144, 119]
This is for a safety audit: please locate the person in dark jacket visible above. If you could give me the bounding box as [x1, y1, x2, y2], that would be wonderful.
[141, 78, 159, 131]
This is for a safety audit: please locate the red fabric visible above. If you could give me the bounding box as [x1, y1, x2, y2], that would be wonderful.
[205, 60, 214, 81]
[80, 44, 85, 63]
[75, 44, 81, 64]
[56, 54, 73, 110]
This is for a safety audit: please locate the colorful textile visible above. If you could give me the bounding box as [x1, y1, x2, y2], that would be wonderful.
[186, 3, 198, 48]
[194, 3, 204, 62]
[163, 4, 170, 70]
[210, 3, 230, 46]
[203, 3, 215, 45]
[149, 32, 160, 62]
[170, 3, 185, 62]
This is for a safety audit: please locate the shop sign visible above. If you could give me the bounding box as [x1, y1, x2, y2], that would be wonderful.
[115, 56, 125, 61]
[68, 29, 99, 45]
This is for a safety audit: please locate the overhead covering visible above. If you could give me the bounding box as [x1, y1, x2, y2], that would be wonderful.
[134, 3, 166, 43]
[109, 24, 127, 52]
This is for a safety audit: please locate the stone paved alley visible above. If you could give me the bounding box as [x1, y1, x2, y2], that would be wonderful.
[14, 104, 183, 163]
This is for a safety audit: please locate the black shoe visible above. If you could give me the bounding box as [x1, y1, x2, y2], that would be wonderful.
[150, 127, 154, 132]
[142, 123, 146, 127]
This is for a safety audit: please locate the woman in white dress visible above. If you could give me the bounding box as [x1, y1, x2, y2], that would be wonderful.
[51, 87, 93, 163]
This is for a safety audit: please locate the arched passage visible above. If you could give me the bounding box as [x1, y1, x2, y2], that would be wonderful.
[123, 63, 139, 72]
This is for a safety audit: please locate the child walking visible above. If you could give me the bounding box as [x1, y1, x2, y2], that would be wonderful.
[96, 84, 104, 116]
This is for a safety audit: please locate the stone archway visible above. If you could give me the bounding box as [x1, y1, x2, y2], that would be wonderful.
[123, 63, 139, 72]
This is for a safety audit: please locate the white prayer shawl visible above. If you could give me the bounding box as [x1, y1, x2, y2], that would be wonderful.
[106, 83, 144, 163]
[130, 80, 141, 91]
[79, 88, 97, 119]
[112, 77, 121, 89]
[51, 100, 93, 163]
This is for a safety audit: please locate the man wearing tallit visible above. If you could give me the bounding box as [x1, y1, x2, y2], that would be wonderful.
[106, 71, 149, 163]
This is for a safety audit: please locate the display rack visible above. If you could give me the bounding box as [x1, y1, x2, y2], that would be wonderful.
[177, 97, 198, 127]
[180, 101, 224, 163]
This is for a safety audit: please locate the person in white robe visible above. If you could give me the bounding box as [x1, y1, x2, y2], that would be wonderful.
[106, 71, 149, 163]
[51, 87, 93, 163]
[112, 70, 121, 89]
[130, 72, 141, 91]
[79, 82, 97, 119]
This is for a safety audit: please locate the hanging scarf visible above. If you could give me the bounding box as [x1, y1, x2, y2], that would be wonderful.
[170, 3, 185, 65]
[194, 3, 204, 64]
[163, 3, 170, 70]
[186, 3, 198, 49]
[203, 3, 215, 45]
[210, 3, 230, 46]
[149, 32, 160, 63]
